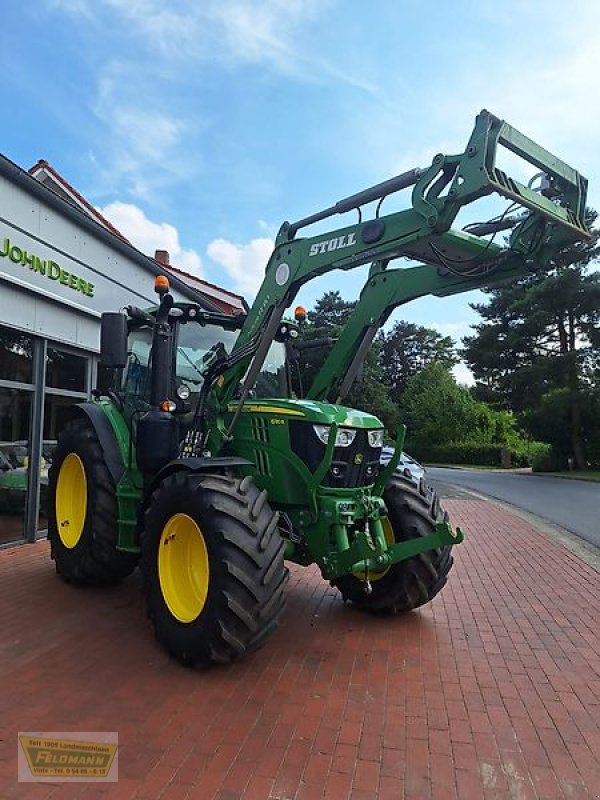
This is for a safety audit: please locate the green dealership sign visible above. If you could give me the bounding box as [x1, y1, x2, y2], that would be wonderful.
[1, 237, 95, 297]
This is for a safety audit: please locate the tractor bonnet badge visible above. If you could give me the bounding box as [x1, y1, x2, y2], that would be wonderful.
[354, 453, 364, 465]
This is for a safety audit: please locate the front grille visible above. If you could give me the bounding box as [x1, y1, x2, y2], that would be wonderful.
[289, 421, 382, 488]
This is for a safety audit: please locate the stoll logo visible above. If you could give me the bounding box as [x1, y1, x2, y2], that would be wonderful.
[308, 232, 357, 257]
[18, 732, 118, 783]
[1, 237, 95, 297]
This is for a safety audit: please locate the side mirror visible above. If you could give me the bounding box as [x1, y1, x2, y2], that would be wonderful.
[100, 312, 128, 368]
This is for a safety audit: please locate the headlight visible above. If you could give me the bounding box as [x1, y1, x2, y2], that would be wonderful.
[367, 429, 384, 448]
[336, 428, 356, 447]
[312, 425, 357, 447]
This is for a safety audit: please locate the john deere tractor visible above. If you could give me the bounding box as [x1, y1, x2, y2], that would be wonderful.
[48, 111, 589, 666]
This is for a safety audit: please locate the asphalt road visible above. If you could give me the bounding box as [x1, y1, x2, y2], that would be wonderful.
[427, 467, 600, 549]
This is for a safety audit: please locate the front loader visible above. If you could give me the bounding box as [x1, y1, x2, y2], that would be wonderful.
[47, 110, 589, 666]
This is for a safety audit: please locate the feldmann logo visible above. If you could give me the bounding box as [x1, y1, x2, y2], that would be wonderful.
[19, 734, 118, 781]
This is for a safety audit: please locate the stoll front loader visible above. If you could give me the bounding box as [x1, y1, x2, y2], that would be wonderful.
[48, 111, 589, 666]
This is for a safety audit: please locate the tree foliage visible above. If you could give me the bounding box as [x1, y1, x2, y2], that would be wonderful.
[296, 291, 458, 436]
[398, 363, 540, 465]
[378, 321, 457, 402]
[463, 215, 600, 468]
[398, 363, 490, 454]
[309, 291, 356, 328]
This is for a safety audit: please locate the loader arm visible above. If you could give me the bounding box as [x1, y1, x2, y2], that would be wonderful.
[306, 245, 561, 403]
[212, 110, 588, 435]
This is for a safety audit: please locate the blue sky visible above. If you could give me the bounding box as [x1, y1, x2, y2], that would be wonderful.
[2, 0, 599, 382]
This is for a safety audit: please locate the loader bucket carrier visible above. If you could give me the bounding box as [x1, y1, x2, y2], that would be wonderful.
[47, 110, 589, 667]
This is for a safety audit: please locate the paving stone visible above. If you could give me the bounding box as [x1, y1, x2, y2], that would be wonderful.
[0, 497, 599, 798]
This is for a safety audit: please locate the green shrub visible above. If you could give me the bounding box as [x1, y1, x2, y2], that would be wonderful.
[531, 446, 567, 472]
[419, 440, 551, 468]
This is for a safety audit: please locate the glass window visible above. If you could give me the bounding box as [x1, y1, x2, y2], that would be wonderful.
[253, 341, 287, 398]
[175, 322, 238, 396]
[43, 395, 78, 444]
[96, 363, 116, 395]
[0, 387, 32, 544]
[38, 394, 83, 535]
[122, 327, 153, 401]
[0, 326, 33, 383]
[46, 347, 87, 392]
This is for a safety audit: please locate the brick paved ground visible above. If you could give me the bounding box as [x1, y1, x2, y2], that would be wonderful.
[0, 498, 599, 800]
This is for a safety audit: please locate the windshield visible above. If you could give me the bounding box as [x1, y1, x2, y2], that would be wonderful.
[253, 341, 287, 398]
[176, 322, 239, 395]
[122, 320, 289, 407]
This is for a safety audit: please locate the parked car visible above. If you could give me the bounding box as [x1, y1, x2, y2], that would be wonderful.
[380, 447, 426, 484]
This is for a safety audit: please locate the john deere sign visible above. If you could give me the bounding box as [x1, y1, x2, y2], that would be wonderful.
[1, 237, 95, 297]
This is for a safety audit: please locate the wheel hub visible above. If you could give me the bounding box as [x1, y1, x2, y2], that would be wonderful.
[55, 453, 87, 549]
[158, 513, 210, 623]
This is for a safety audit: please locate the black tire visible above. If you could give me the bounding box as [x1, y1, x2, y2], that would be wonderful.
[141, 471, 287, 667]
[333, 473, 453, 613]
[48, 416, 139, 584]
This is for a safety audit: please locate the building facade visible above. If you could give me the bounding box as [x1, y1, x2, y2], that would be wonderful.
[0, 154, 243, 545]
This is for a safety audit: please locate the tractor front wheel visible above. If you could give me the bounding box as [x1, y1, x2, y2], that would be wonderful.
[48, 416, 139, 584]
[333, 473, 453, 613]
[141, 471, 287, 667]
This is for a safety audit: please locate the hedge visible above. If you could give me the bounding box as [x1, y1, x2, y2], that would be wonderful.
[417, 440, 551, 468]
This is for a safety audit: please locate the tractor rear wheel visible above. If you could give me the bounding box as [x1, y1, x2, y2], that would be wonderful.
[141, 471, 287, 667]
[333, 473, 453, 613]
[48, 416, 139, 584]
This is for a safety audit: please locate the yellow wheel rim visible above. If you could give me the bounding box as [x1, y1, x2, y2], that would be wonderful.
[55, 453, 87, 549]
[158, 513, 210, 623]
[353, 518, 395, 582]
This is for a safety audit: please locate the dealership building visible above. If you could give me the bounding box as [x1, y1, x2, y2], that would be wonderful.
[0, 154, 244, 546]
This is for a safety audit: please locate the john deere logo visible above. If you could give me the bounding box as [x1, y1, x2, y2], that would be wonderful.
[354, 453, 364, 465]
[19, 734, 118, 781]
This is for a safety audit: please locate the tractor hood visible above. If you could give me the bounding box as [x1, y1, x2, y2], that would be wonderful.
[227, 398, 383, 428]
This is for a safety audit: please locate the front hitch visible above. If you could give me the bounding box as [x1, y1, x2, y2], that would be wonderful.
[348, 519, 465, 576]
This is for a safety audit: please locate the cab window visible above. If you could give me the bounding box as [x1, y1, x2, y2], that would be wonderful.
[175, 322, 238, 398]
[122, 327, 152, 402]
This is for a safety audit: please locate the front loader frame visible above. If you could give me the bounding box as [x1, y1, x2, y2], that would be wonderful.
[211, 109, 589, 452]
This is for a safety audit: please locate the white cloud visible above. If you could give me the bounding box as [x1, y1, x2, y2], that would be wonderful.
[431, 321, 468, 337]
[206, 237, 273, 297]
[99, 201, 203, 275]
[90, 61, 189, 199]
[53, 0, 374, 91]
[453, 362, 474, 387]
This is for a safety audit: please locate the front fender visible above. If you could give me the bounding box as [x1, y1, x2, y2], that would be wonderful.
[146, 456, 254, 499]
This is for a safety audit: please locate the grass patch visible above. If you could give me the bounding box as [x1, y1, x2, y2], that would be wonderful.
[425, 463, 512, 471]
[536, 470, 600, 482]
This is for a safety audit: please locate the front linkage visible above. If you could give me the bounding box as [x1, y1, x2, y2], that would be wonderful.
[285, 425, 463, 583]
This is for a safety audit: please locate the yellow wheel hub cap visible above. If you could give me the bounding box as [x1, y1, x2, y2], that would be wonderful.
[55, 453, 87, 549]
[353, 518, 395, 582]
[158, 513, 209, 623]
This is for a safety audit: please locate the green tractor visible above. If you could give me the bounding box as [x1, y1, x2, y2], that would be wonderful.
[48, 111, 589, 666]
